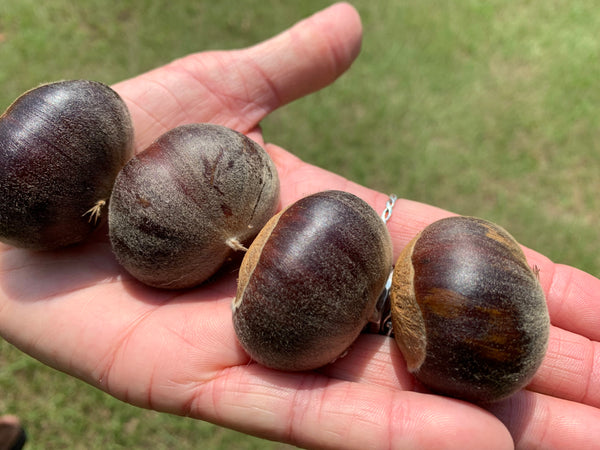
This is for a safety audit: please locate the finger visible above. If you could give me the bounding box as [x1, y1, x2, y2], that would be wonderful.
[540, 262, 600, 342]
[112, 2, 362, 150]
[264, 143, 452, 254]
[242, 1, 362, 113]
[489, 390, 600, 449]
[321, 324, 600, 410]
[324, 333, 600, 448]
[528, 325, 600, 408]
[190, 365, 513, 450]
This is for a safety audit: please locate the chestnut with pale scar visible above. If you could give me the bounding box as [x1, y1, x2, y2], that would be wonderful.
[390, 216, 550, 403]
[232, 190, 393, 372]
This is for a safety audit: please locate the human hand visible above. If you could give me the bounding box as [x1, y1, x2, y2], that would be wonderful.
[1, 3, 598, 449]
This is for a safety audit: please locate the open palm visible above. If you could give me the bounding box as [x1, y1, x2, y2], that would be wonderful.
[1, 4, 599, 449]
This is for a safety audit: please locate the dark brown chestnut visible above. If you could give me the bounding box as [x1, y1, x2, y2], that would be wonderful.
[108, 123, 279, 289]
[390, 216, 550, 403]
[232, 190, 393, 371]
[0, 80, 134, 249]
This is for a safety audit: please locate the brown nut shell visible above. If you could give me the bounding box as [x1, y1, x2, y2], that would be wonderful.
[0, 80, 134, 249]
[232, 190, 393, 371]
[390, 216, 550, 403]
[108, 123, 279, 289]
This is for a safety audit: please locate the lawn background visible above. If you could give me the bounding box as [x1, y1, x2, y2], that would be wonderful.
[1, 0, 599, 448]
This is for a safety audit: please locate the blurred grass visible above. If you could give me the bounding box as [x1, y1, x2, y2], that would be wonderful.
[265, 0, 600, 275]
[1, 0, 599, 448]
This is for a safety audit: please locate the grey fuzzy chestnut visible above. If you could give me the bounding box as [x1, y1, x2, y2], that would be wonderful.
[232, 190, 393, 371]
[0, 80, 134, 249]
[108, 123, 280, 289]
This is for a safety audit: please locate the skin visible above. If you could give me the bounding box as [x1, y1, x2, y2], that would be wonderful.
[0, 3, 598, 448]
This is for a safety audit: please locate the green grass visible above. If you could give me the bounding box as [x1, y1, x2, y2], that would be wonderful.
[265, 0, 600, 274]
[1, 0, 599, 448]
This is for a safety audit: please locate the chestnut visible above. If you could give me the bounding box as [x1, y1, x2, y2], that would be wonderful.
[232, 190, 393, 371]
[108, 123, 279, 289]
[0, 80, 134, 249]
[390, 216, 550, 403]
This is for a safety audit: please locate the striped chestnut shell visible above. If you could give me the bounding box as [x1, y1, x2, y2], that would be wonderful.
[390, 216, 550, 403]
[232, 190, 393, 371]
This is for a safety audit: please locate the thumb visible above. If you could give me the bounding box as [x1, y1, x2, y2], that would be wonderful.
[243, 2, 363, 110]
[113, 3, 362, 150]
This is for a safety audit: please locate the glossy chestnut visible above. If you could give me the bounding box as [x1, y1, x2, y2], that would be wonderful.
[0, 80, 134, 249]
[390, 216, 550, 403]
[232, 190, 393, 371]
[108, 123, 279, 289]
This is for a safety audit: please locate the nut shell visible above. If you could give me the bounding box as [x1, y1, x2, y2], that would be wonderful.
[232, 190, 393, 371]
[390, 216, 550, 403]
[108, 123, 279, 289]
[0, 80, 134, 249]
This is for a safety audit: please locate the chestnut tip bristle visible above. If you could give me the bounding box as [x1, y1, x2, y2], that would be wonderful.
[82, 199, 107, 224]
[225, 237, 248, 252]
